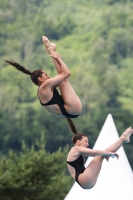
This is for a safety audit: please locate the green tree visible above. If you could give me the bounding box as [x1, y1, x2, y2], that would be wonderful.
[0, 134, 72, 200]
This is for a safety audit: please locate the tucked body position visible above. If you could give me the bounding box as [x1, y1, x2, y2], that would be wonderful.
[4, 36, 82, 118]
[66, 119, 133, 189]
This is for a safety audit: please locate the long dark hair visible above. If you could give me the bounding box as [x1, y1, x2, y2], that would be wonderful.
[4, 59, 43, 85]
[67, 118, 86, 144]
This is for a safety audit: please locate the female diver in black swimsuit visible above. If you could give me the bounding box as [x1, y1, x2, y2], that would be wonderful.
[4, 36, 82, 118]
[66, 118, 133, 189]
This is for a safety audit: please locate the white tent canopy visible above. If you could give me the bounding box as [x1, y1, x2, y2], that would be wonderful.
[64, 114, 133, 200]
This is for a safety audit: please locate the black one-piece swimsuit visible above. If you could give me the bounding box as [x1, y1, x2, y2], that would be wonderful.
[38, 87, 79, 118]
[67, 154, 86, 189]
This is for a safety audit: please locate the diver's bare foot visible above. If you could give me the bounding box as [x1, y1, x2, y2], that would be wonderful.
[42, 36, 56, 55]
[121, 127, 133, 143]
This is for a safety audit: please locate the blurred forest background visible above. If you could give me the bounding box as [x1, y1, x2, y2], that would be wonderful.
[0, 0, 133, 199]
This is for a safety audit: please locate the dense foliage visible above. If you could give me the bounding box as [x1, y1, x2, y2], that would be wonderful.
[0, 135, 71, 200]
[0, 0, 133, 196]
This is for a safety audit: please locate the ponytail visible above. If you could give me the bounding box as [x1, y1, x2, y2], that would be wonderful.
[4, 60, 32, 75]
[4, 59, 43, 85]
[67, 118, 86, 144]
[67, 118, 77, 134]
